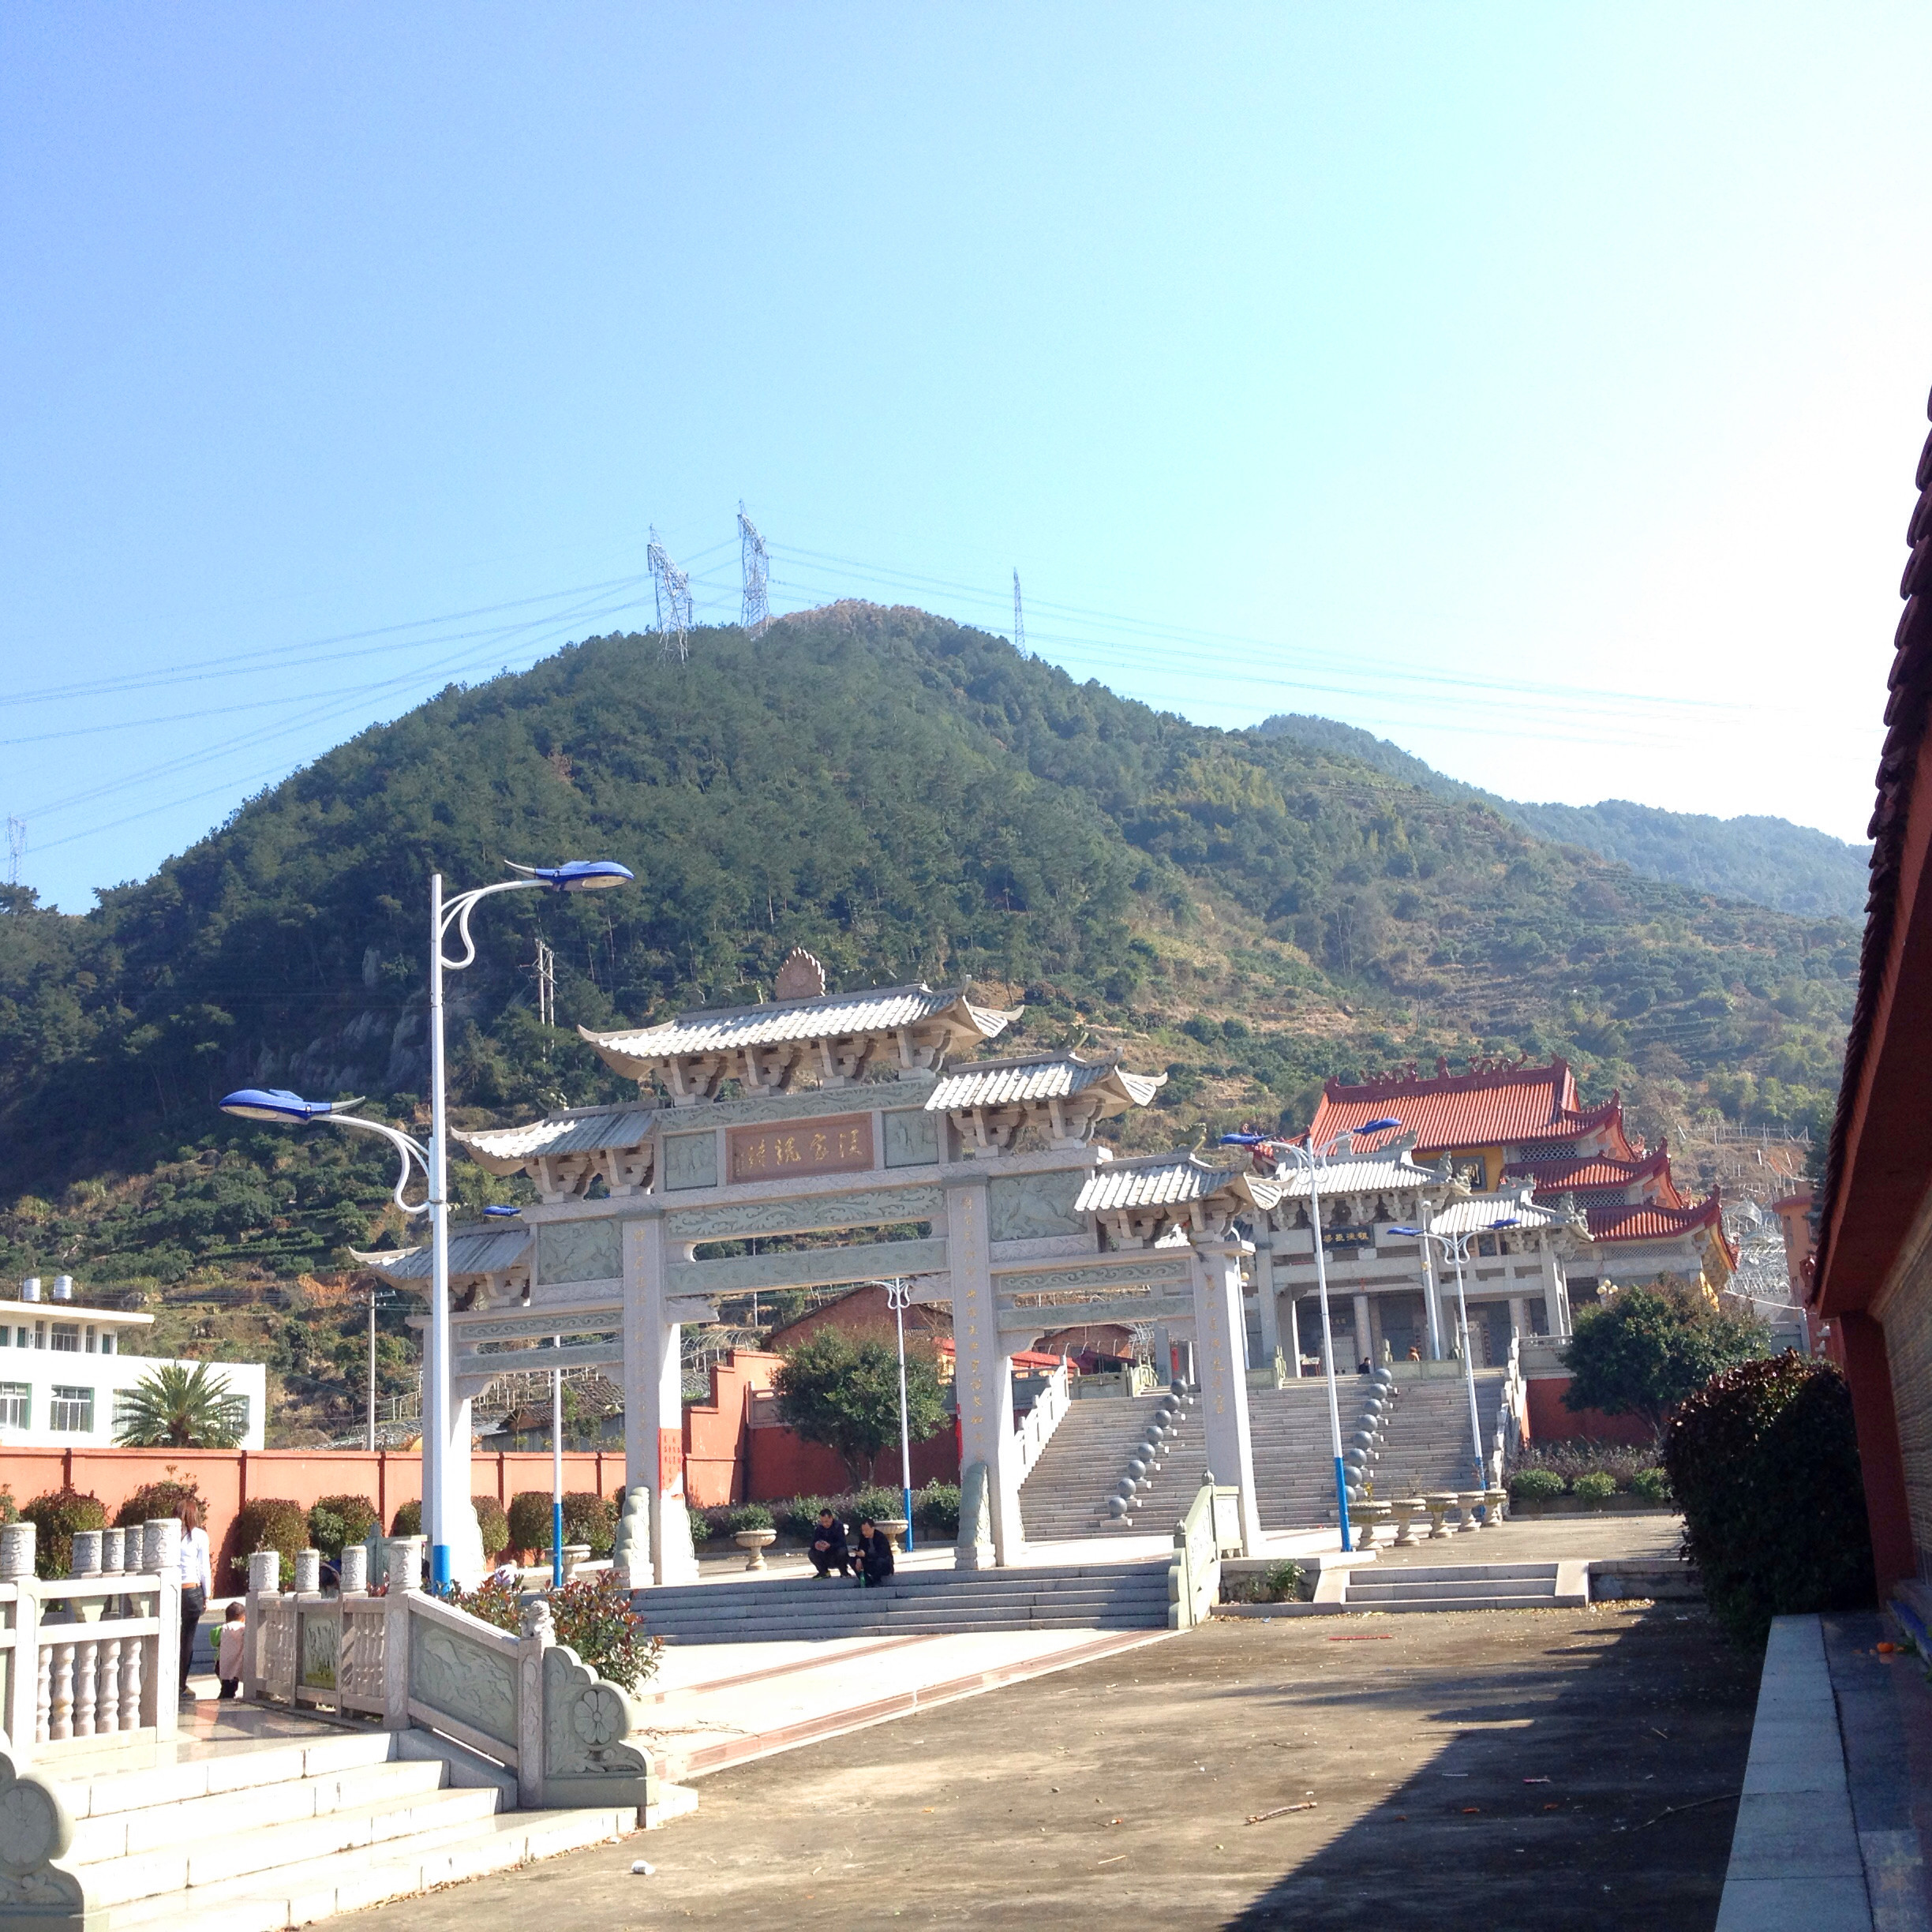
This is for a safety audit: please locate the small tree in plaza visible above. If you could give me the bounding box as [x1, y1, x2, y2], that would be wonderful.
[1562, 1283, 1766, 1439]
[113, 1360, 249, 1448]
[773, 1327, 947, 1488]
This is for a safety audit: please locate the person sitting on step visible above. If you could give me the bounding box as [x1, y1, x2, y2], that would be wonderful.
[807, 1509, 852, 1578]
[854, 1518, 895, 1589]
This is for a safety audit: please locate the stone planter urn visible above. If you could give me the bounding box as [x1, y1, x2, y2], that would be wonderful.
[877, 1518, 910, 1554]
[1481, 1486, 1507, 1526]
[1352, 1502, 1392, 1549]
[734, 1529, 778, 1571]
[1390, 1498, 1424, 1547]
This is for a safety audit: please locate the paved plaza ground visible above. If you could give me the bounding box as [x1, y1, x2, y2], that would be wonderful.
[354, 1588, 1758, 1932]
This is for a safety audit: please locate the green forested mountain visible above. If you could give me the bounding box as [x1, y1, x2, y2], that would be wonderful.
[1256, 712, 1871, 919]
[0, 605, 1855, 1433]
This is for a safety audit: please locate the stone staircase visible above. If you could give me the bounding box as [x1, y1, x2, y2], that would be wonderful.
[1018, 1389, 1205, 1541]
[43, 1721, 637, 1932]
[1339, 1559, 1589, 1614]
[636, 1560, 1171, 1645]
[1372, 1370, 1506, 1498]
[1248, 1378, 1384, 1529]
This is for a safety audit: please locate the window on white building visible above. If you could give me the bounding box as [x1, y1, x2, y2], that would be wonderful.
[13, 1329, 26, 1350]
[99, 1331, 115, 1357]
[51, 1325, 79, 1354]
[48, 1387, 93, 1433]
[0, 1384, 28, 1428]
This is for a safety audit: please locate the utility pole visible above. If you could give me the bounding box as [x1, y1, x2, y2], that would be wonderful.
[365, 1285, 393, 1452]
[1012, 571, 1024, 653]
[648, 529, 694, 661]
[534, 937, 555, 1029]
[739, 503, 770, 637]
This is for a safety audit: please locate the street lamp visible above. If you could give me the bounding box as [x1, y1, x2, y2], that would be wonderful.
[1222, 1115, 1402, 1554]
[224, 856, 633, 1592]
[885, 1280, 915, 1554]
[1391, 1217, 1520, 1489]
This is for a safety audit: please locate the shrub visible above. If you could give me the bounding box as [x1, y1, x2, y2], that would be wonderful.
[307, 1495, 380, 1561]
[553, 1571, 661, 1690]
[230, 1497, 308, 1587]
[1509, 1469, 1567, 1503]
[1571, 1471, 1619, 1504]
[114, 1477, 204, 1533]
[24, 1488, 106, 1579]
[444, 1574, 520, 1631]
[390, 1499, 423, 1537]
[473, 1496, 509, 1559]
[0, 1485, 17, 1526]
[561, 1492, 616, 1556]
[1511, 1441, 1651, 1488]
[1631, 1466, 1673, 1503]
[913, 1481, 960, 1537]
[507, 1491, 552, 1554]
[1664, 1353, 1874, 1644]
[777, 1496, 831, 1542]
[726, 1503, 773, 1535]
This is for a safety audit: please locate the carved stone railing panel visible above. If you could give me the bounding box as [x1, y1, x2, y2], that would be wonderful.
[406, 1608, 520, 1751]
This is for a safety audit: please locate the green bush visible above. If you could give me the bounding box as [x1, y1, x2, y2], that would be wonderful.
[726, 1503, 773, 1534]
[307, 1494, 379, 1561]
[1509, 1468, 1567, 1503]
[230, 1497, 308, 1587]
[0, 1485, 17, 1526]
[1664, 1353, 1874, 1644]
[473, 1496, 509, 1559]
[507, 1491, 552, 1554]
[1571, 1471, 1619, 1504]
[552, 1571, 661, 1690]
[444, 1574, 519, 1632]
[1511, 1441, 1653, 1488]
[913, 1481, 960, 1537]
[390, 1499, 423, 1538]
[114, 1477, 204, 1534]
[561, 1492, 616, 1556]
[1631, 1467, 1673, 1503]
[24, 1488, 106, 1579]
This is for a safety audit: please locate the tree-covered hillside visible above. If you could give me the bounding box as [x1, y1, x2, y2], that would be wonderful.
[0, 605, 1855, 1436]
[1256, 712, 1871, 920]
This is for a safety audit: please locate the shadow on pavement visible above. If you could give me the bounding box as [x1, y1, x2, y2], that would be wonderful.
[1225, 1603, 1759, 1932]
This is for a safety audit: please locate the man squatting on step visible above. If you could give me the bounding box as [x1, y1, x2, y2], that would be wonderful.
[809, 1510, 852, 1578]
[855, 1519, 894, 1589]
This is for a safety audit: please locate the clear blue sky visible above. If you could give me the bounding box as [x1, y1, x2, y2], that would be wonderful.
[4, 4, 1929, 911]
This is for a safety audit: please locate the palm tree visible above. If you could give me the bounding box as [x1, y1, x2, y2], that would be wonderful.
[113, 1361, 249, 1448]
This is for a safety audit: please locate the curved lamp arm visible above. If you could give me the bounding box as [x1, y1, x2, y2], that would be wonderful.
[326, 1114, 433, 1217]
[438, 878, 543, 975]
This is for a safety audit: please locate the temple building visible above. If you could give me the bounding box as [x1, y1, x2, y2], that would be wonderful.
[1306, 1058, 1735, 1302]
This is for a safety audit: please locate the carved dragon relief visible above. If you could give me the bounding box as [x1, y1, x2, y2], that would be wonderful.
[408, 1624, 519, 1748]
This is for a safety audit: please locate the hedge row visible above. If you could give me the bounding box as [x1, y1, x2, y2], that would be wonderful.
[693, 1482, 960, 1544]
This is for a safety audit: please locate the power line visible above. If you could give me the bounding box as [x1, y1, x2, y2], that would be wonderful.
[648, 529, 694, 661]
[739, 504, 771, 638]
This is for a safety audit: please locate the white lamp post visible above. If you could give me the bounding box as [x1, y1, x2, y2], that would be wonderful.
[1224, 1116, 1402, 1554]
[1391, 1216, 1520, 1489]
[225, 856, 632, 1592]
[886, 1279, 915, 1552]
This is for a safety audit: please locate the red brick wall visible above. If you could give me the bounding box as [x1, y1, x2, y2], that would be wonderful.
[745, 1421, 957, 1503]
[0, 1447, 621, 1590]
[1523, 1378, 1657, 1447]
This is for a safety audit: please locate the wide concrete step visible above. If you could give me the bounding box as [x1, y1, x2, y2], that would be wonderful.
[106, 1806, 635, 1932]
[77, 1784, 506, 1907]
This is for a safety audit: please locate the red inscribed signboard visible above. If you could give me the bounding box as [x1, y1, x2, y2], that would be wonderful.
[660, 1428, 685, 1500]
[726, 1113, 873, 1183]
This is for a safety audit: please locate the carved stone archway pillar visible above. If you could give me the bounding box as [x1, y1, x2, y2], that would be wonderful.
[1190, 1236, 1261, 1554]
[949, 1175, 1026, 1567]
[624, 1211, 698, 1587]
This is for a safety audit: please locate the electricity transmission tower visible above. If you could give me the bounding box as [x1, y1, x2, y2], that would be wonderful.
[5, 818, 23, 892]
[647, 528, 694, 661]
[1013, 570, 1025, 653]
[739, 503, 771, 637]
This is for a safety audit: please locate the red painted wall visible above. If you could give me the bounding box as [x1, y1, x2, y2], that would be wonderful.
[745, 1421, 957, 1503]
[0, 1447, 621, 1590]
[1524, 1378, 1657, 1448]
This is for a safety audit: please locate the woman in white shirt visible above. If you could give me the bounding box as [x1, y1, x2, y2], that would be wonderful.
[176, 1499, 212, 1700]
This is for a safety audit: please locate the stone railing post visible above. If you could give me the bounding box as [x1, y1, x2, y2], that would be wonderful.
[293, 1549, 321, 1595]
[243, 1550, 279, 1701]
[339, 1544, 369, 1596]
[100, 1528, 124, 1577]
[2, 1524, 37, 1759]
[140, 1522, 181, 1740]
[516, 1597, 555, 1809]
[380, 1537, 421, 1732]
